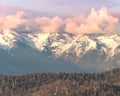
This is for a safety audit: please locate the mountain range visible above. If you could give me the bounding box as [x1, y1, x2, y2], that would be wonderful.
[0, 29, 120, 74]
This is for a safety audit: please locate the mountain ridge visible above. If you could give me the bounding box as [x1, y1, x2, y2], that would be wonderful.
[0, 29, 120, 74]
[1, 29, 120, 57]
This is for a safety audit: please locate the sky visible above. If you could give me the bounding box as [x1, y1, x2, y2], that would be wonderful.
[0, 0, 120, 34]
[1, 0, 120, 16]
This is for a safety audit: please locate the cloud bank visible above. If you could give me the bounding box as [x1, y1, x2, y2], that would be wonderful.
[35, 16, 64, 33]
[0, 11, 27, 30]
[35, 7, 119, 34]
[0, 7, 119, 35]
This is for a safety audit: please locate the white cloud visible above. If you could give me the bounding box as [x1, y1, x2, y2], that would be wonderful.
[0, 11, 27, 30]
[35, 7, 119, 34]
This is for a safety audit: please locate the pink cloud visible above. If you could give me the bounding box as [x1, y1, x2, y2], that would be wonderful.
[111, 12, 120, 22]
[35, 7, 119, 34]
[35, 16, 64, 33]
[0, 6, 118, 35]
[0, 11, 27, 30]
[64, 7, 118, 34]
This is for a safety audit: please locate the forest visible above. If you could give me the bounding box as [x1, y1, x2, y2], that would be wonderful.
[0, 68, 120, 96]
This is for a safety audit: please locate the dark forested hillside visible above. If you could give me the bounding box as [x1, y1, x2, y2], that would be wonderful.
[0, 68, 120, 96]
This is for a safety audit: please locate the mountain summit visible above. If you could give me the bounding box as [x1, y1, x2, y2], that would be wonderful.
[0, 30, 120, 74]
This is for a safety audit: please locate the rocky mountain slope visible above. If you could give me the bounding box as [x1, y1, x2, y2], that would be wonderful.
[0, 29, 120, 74]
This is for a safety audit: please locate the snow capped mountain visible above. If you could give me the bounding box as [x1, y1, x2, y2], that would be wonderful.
[28, 32, 74, 53]
[97, 34, 120, 57]
[1, 29, 120, 57]
[0, 29, 120, 74]
[0, 29, 35, 50]
[0, 29, 19, 50]
[27, 32, 120, 58]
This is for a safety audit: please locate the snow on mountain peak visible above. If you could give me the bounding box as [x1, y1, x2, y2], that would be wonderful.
[97, 34, 120, 56]
[0, 29, 19, 50]
[28, 32, 50, 51]
[0, 30, 120, 58]
[28, 32, 74, 53]
[56, 35, 97, 57]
